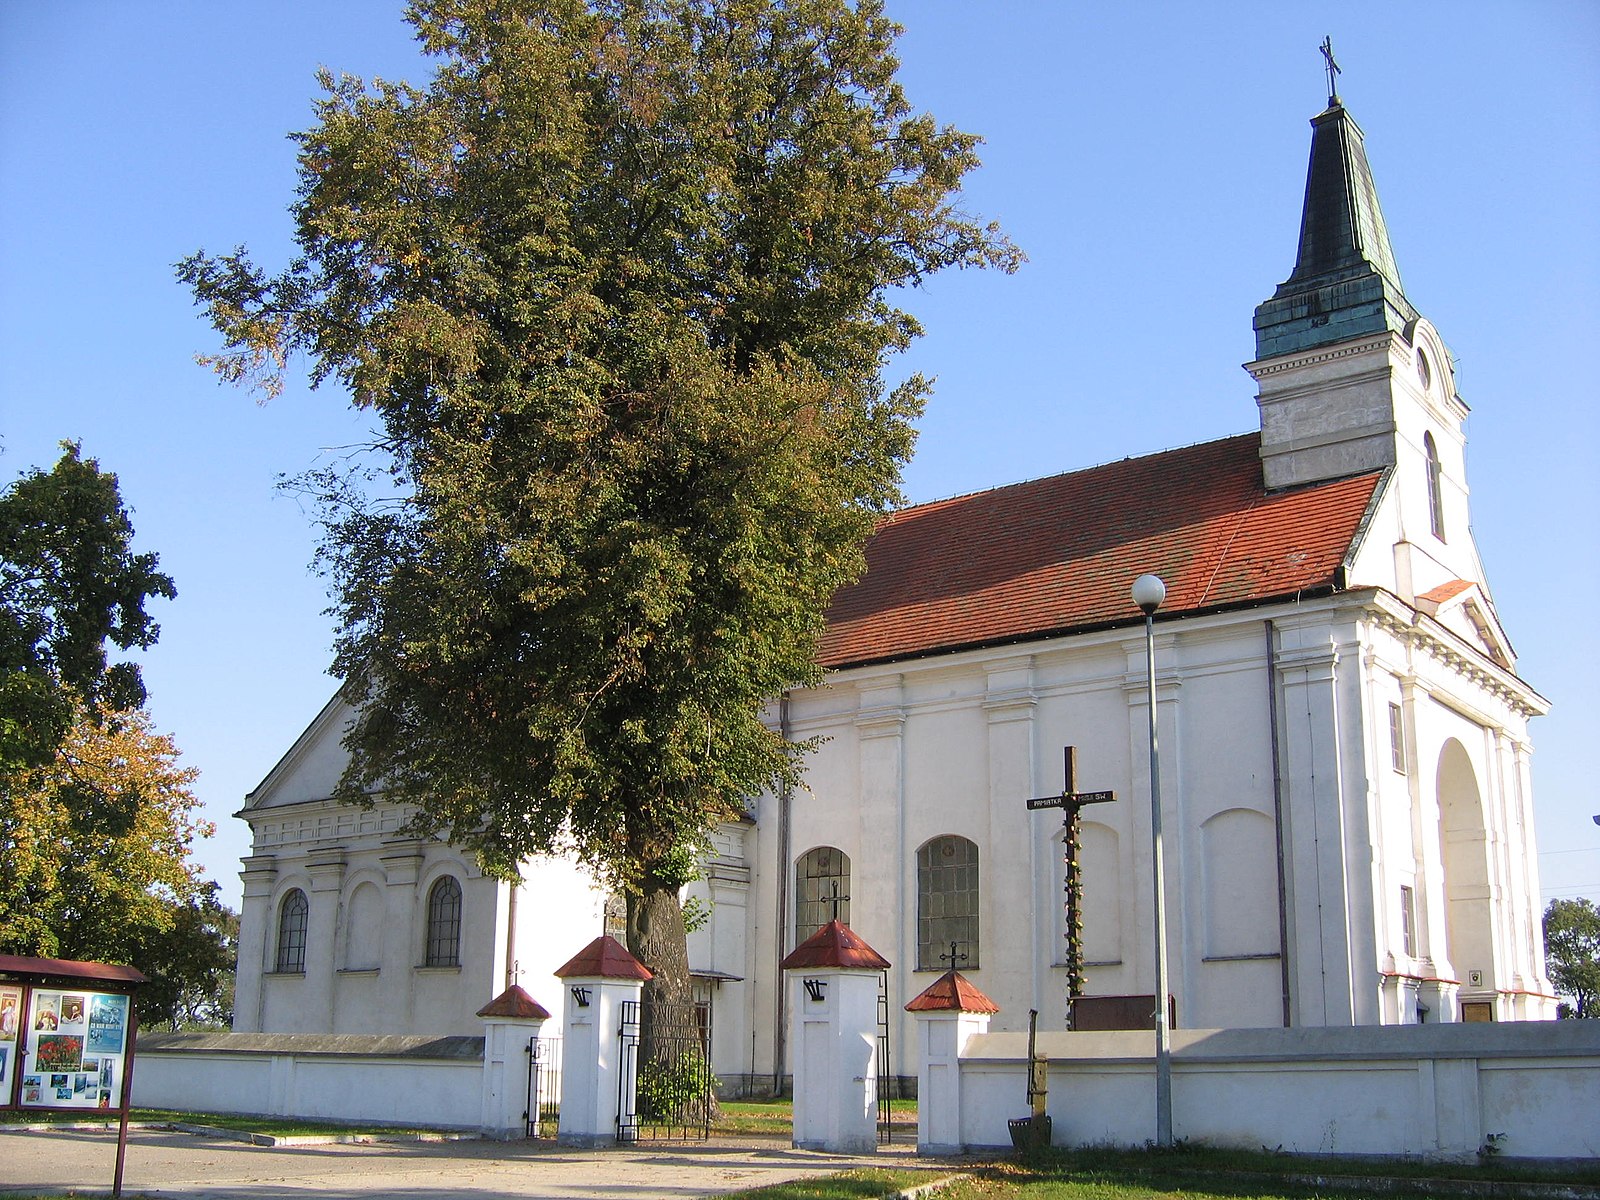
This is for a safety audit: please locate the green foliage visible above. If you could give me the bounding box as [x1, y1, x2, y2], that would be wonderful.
[637, 1048, 713, 1120]
[0, 443, 175, 773]
[136, 883, 240, 1029]
[0, 699, 226, 1010]
[178, 0, 1016, 973]
[1543, 897, 1600, 1018]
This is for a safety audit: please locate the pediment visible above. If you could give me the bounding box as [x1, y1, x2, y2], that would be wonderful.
[1415, 579, 1513, 670]
[243, 691, 357, 812]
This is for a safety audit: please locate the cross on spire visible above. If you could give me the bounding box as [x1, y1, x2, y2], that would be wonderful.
[1320, 36, 1341, 106]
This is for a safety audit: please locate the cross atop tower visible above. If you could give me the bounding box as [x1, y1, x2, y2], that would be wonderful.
[1319, 36, 1341, 106]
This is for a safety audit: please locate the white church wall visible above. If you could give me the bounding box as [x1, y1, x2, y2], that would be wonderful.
[505, 858, 607, 1011]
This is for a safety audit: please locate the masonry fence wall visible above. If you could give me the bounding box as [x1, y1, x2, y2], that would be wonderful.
[133, 1033, 486, 1130]
[949, 1022, 1600, 1161]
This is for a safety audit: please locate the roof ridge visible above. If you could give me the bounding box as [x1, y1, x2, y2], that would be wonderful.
[892, 431, 1259, 521]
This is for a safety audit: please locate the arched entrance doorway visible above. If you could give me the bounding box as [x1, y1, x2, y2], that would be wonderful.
[1436, 739, 1492, 1017]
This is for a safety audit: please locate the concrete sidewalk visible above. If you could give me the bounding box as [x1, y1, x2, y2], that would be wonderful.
[0, 1125, 932, 1199]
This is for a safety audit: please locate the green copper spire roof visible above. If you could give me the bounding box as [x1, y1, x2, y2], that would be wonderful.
[1253, 100, 1418, 359]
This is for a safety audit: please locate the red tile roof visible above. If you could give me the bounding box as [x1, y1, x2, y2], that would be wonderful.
[1417, 578, 1473, 605]
[780, 920, 891, 971]
[553, 935, 653, 981]
[905, 969, 1000, 1014]
[821, 433, 1383, 669]
[476, 984, 553, 1020]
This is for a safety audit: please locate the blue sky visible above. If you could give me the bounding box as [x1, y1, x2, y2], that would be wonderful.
[3, 1, 1596, 913]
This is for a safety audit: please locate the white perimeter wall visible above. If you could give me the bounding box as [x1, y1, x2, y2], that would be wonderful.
[955, 1023, 1600, 1161]
[133, 1039, 485, 1130]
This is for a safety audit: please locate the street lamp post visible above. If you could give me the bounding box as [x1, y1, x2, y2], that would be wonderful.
[1131, 573, 1173, 1148]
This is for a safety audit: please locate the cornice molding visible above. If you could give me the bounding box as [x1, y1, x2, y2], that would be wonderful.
[1246, 334, 1394, 380]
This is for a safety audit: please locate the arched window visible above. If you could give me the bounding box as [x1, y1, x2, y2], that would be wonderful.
[795, 846, 851, 944]
[275, 888, 308, 973]
[603, 893, 628, 942]
[1424, 432, 1446, 541]
[917, 835, 979, 970]
[425, 876, 462, 967]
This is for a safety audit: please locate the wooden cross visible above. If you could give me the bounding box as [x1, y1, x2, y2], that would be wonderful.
[1026, 746, 1116, 1024]
[1320, 36, 1341, 105]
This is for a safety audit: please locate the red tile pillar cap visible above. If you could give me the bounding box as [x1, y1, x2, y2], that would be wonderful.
[780, 919, 891, 971]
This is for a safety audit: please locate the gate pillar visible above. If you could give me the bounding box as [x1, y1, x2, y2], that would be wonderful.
[476, 984, 552, 1139]
[553, 935, 651, 1147]
[906, 970, 998, 1154]
[780, 919, 891, 1154]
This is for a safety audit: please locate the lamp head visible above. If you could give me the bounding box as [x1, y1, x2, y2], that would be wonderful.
[1131, 574, 1167, 616]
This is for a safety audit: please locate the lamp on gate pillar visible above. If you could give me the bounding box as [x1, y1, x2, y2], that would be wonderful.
[1131, 573, 1173, 1148]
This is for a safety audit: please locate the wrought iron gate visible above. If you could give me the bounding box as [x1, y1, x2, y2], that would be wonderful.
[876, 970, 894, 1144]
[525, 1034, 562, 1138]
[616, 999, 713, 1142]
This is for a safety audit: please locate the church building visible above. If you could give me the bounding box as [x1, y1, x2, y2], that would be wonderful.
[230, 86, 1557, 1088]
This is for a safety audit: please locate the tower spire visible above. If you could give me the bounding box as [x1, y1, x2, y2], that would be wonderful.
[1252, 54, 1417, 361]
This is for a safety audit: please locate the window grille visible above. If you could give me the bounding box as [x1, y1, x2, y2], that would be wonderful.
[916, 835, 979, 969]
[275, 888, 308, 973]
[425, 876, 462, 967]
[794, 846, 851, 943]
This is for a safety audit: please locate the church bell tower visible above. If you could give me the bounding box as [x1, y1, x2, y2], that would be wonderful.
[1245, 60, 1481, 599]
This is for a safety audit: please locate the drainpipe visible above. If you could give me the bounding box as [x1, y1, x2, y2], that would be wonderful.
[772, 692, 794, 1095]
[504, 880, 519, 991]
[1266, 620, 1292, 1026]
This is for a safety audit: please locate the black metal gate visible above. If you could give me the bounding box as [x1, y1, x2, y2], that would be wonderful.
[876, 971, 894, 1144]
[616, 999, 713, 1142]
[525, 1034, 561, 1138]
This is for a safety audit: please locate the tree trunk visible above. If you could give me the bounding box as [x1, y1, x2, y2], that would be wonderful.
[626, 874, 717, 1122]
[627, 878, 692, 1011]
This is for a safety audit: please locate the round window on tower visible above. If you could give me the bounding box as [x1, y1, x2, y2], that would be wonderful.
[1415, 347, 1432, 392]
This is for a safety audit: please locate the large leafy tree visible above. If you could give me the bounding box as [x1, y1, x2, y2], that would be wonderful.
[180, 0, 1018, 1003]
[0, 700, 228, 1007]
[1, 443, 176, 773]
[136, 883, 240, 1030]
[1543, 898, 1600, 1018]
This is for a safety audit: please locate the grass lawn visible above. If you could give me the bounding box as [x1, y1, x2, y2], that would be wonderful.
[716, 1168, 940, 1199]
[717, 1097, 916, 1138]
[717, 1145, 1600, 1200]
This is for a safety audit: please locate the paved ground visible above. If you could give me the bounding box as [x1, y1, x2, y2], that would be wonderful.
[0, 1126, 932, 1199]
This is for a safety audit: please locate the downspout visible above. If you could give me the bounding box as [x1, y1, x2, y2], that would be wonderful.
[504, 880, 519, 991]
[1266, 620, 1293, 1027]
[772, 691, 793, 1095]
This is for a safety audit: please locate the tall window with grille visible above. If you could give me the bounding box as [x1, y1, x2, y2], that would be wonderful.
[1388, 702, 1406, 774]
[794, 846, 850, 944]
[916, 835, 979, 970]
[425, 876, 462, 967]
[275, 888, 308, 973]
